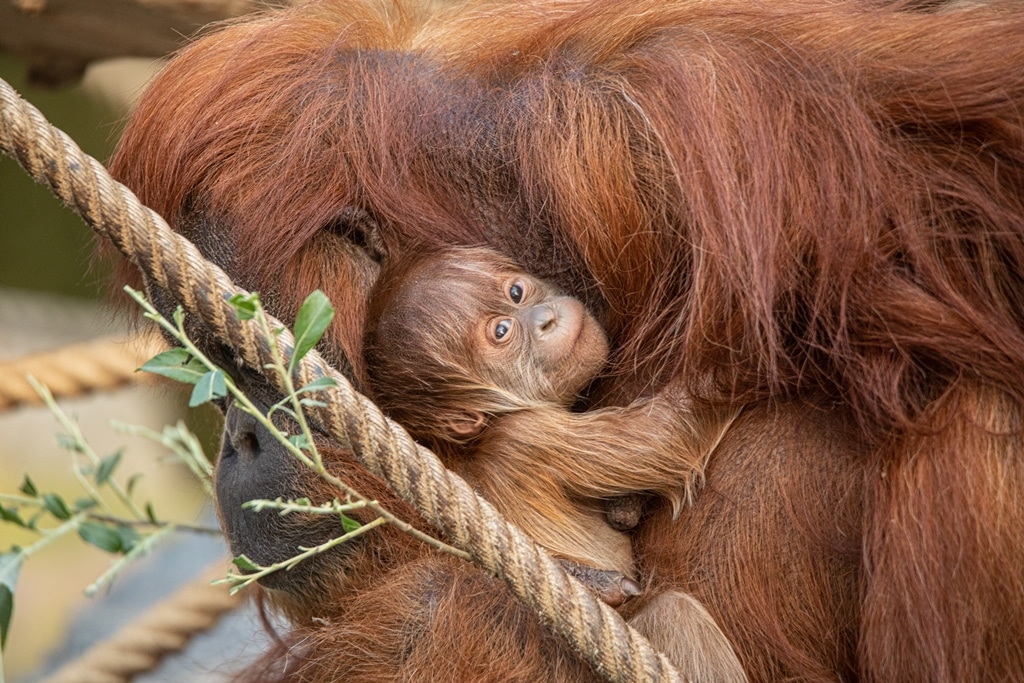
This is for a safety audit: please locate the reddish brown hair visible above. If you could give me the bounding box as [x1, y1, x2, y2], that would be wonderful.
[108, 2, 1024, 680]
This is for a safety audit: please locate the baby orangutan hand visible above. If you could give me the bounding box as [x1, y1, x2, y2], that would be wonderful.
[558, 559, 642, 608]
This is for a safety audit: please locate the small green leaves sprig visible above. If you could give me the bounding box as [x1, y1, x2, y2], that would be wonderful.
[127, 287, 469, 594]
[0, 288, 381, 674]
[0, 377, 219, 657]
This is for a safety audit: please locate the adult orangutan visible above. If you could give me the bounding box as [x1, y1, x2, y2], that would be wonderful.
[107, 0, 1024, 681]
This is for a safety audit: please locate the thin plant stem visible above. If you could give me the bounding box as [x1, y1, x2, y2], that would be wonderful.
[85, 524, 175, 597]
[218, 516, 388, 594]
[27, 378, 147, 521]
[86, 514, 221, 536]
[17, 515, 86, 559]
[112, 421, 214, 498]
[127, 288, 471, 563]
[0, 494, 37, 507]
[0, 496, 218, 536]
[243, 497, 370, 516]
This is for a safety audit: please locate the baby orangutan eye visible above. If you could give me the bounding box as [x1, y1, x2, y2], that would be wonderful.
[508, 282, 524, 304]
[493, 318, 514, 342]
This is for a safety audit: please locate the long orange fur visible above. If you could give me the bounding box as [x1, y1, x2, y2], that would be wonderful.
[109, 1, 1024, 681]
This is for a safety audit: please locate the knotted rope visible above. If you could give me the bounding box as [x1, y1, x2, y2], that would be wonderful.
[0, 77, 683, 682]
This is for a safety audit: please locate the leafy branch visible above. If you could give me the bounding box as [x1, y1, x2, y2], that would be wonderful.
[243, 496, 371, 516]
[127, 287, 469, 594]
[0, 379, 221, 657]
[0, 285, 468, 670]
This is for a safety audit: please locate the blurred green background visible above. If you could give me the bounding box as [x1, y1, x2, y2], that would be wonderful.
[0, 54, 220, 681]
[0, 53, 118, 299]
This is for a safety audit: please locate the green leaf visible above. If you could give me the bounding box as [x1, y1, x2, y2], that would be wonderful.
[291, 290, 335, 366]
[74, 498, 99, 512]
[0, 584, 13, 649]
[288, 433, 311, 451]
[296, 376, 338, 394]
[78, 521, 123, 553]
[0, 552, 23, 648]
[146, 503, 158, 525]
[0, 553, 22, 585]
[25, 510, 44, 530]
[140, 349, 208, 385]
[42, 494, 71, 521]
[95, 450, 123, 486]
[232, 554, 260, 572]
[0, 504, 26, 529]
[189, 369, 227, 407]
[229, 292, 260, 321]
[126, 474, 142, 497]
[298, 398, 328, 408]
[340, 515, 362, 534]
[18, 476, 37, 498]
[116, 525, 143, 554]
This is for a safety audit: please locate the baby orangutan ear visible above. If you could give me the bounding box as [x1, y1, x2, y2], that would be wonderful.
[445, 410, 487, 439]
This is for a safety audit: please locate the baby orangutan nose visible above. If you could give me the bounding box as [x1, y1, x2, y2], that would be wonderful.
[529, 297, 578, 341]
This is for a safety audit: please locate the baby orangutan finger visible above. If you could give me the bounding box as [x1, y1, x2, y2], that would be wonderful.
[558, 559, 642, 608]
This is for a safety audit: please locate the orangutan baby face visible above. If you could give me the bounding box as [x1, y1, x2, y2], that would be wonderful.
[461, 258, 609, 406]
[365, 247, 610, 440]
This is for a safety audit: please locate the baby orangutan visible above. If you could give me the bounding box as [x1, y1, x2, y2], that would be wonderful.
[363, 246, 747, 681]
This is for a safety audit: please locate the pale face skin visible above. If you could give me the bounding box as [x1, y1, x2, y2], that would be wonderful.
[460, 265, 610, 406]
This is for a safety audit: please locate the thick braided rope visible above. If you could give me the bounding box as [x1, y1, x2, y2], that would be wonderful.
[0, 77, 684, 682]
[0, 335, 165, 411]
[40, 562, 243, 683]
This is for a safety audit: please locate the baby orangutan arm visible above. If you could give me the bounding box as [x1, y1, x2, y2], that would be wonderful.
[485, 391, 736, 514]
[457, 389, 736, 574]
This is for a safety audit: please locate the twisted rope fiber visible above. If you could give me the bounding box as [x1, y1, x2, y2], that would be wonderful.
[0, 336, 164, 411]
[0, 77, 684, 682]
[39, 563, 243, 683]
